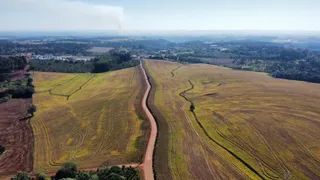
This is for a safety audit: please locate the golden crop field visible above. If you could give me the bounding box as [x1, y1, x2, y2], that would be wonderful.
[31, 67, 148, 173]
[144, 60, 320, 180]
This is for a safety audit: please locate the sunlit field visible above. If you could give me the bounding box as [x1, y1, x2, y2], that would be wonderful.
[144, 60, 320, 180]
[31, 67, 148, 173]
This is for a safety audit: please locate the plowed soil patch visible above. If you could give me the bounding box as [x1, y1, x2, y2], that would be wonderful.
[10, 65, 30, 81]
[0, 99, 33, 177]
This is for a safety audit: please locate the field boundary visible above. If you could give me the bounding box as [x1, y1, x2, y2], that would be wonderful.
[37, 74, 97, 100]
[35, 76, 79, 94]
[170, 66, 181, 77]
[140, 61, 158, 180]
[67, 75, 96, 100]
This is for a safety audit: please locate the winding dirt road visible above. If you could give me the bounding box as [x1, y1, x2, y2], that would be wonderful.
[140, 61, 157, 180]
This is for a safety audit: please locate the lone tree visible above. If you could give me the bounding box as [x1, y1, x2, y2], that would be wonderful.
[190, 104, 195, 112]
[28, 105, 37, 117]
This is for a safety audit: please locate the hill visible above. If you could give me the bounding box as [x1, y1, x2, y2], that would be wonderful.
[31, 67, 149, 173]
[144, 60, 320, 180]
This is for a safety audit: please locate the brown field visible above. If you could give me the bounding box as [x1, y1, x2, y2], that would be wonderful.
[144, 60, 320, 180]
[87, 47, 114, 53]
[0, 99, 33, 177]
[201, 58, 234, 66]
[9, 65, 30, 81]
[31, 67, 149, 174]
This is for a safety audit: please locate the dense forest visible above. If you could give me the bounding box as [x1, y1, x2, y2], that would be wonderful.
[168, 42, 320, 83]
[0, 56, 34, 103]
[0, 41, 90, 56]
[30, 50, 139, 73]
[11, 162, 140, 180]
[92, 50, 139, 73]
[228, 44, 320, 83]
[0, 56, 27, 81]
[0, 56, 27, 72]
[30, 60, 94, 73]
[0, 78, 34, 103]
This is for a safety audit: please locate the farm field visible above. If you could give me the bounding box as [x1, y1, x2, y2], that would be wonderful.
[144, 60, 320, 180]
[87, 47, 114, 53]
[31, 67, 149, 174]
[0, 99, 33, 178]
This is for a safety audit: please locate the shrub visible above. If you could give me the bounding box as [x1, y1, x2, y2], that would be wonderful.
[36, 173, 46, 180]
[106, 173, 125, 180]
[0, 96, 10, 103]
[55, 162, 77, 180]
[11, 172, 30, 180]
[76, 172, 91, 180]
[110, 166, 122, 175]
[27, 105, 37, 117]
[90, 175, 99, 180]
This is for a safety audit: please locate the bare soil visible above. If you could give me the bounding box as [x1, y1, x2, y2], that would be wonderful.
[141, 61, 173, 180]
[87, 47, 114, 53]
[0, 99, 33, 177]
[9, 65, 30, 81]
[140, 62, 158, 180]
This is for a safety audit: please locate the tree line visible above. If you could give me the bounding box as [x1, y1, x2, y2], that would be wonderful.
[30, 50, 139, 73]
[11, 162, 140, 180]
[0, 41, 91, 56]
[172, 42, 320, 83]
[0, 78, 35, 103]
[0, 56, 28, 81]
[0, 56, 34, 103]
[267, 57, 320, 83]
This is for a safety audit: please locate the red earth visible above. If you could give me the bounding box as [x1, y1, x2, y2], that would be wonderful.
[0, 99, 33, 178]
[9, 65, 30, 81]
[8, 54, 31, 81]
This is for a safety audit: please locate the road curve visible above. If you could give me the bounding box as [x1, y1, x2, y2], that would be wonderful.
[140, 61, 157, 180]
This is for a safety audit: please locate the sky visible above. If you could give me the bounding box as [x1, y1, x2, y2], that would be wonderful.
[0, 0, 319, 32]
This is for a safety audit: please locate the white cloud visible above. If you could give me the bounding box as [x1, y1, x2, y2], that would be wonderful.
[0, 0, 125, 30]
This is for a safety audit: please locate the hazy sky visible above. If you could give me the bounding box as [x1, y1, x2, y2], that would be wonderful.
[0, 0, 319, 31]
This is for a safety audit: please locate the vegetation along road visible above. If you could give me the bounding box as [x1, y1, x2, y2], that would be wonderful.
[140, 60, 157, 180]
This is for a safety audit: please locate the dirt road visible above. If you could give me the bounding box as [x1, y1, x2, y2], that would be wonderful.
[140, 61, 157, 180]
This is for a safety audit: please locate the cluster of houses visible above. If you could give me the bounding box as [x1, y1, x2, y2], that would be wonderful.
[31, 54, 94, 61]
[209, 44, 229, 51]
[131, 55, 151, 59]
